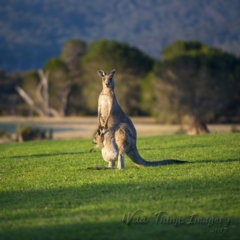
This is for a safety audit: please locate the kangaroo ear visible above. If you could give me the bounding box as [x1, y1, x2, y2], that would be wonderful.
[97, 70, 105, 77]
[109, 69, 116, 77]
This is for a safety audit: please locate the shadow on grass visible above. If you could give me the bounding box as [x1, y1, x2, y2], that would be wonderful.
[4, 151, 87, 159]
[198, 158, 240, 164]
[1, 174, 239, 239]
[1, 173, 239, 211]
[87, 156, 240, 170]
[139, 144, 210, 151]
[1, 218, 239, 240]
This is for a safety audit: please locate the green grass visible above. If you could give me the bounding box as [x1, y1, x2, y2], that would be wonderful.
[0, 133, 240, 240]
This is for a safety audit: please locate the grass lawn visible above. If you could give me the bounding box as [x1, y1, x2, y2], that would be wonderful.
[0, 133, 240, 240]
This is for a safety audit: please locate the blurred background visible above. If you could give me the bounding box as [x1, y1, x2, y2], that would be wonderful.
[0, 0, 240, 141]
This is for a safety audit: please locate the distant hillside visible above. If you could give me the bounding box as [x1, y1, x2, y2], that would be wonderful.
[1, 0, 240, 71]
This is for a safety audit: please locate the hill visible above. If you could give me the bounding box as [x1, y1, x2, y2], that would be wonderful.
[1, 0, 240, 71]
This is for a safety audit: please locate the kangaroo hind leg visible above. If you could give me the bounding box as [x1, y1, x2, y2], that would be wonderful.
[115, 123, 131, 169]
[108, 161, 115, 169]
[117, 153, 125, 169]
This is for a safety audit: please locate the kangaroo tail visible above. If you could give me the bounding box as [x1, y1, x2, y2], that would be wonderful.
[126, 147, 187, 167]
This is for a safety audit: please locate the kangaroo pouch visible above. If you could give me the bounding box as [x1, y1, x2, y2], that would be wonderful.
[101, 138, 118, 162]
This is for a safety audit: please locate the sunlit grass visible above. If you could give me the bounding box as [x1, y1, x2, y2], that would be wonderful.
[0, 133, 240, 240]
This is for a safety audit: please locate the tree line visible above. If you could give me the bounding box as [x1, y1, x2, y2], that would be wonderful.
[0, 39, 240, 133]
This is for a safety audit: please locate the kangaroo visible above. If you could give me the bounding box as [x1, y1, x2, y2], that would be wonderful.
[90, 124, 136, 168]
[89, 128, 104, 153]
[95, 69, 187, 169]
[90, 126, 118, 168]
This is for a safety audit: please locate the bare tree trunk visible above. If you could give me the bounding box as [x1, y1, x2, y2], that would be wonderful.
[38, 69, 50, 116]
[35, 80, 44, 105]
[49, 107, 61, 117]
[187, 117, 210, 135]
[15, 86, 46, 117]
[17, 69, 62, 117]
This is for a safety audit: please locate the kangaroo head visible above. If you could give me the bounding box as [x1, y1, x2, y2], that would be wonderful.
[92, 127, 105, 145]
[97, 69, 116, 89]
[92, 132, 101, 144]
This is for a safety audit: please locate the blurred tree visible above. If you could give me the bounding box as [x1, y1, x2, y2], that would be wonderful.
[16, 69, 62, 117]
[81, 39, 154, 115]
[61, 39, 87, 74]
[60, 39, 87, 115]
[0, 69, 22, 116]
[16, 70, 45, 116]
[142, 40, 239, 134]
[215, 58, 240, 123]
[21, 70, 40, 103]
[44, 58, 72, 116]
[16, 39, 88, 117]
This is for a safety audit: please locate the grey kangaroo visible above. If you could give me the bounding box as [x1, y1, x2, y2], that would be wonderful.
[95, 69, 187, 169]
